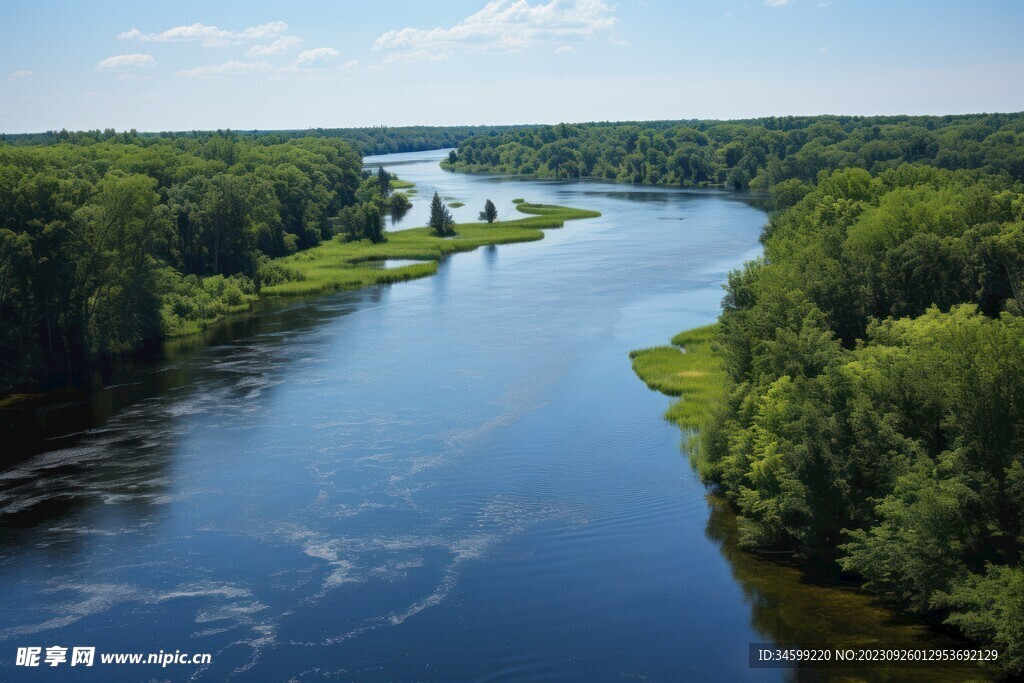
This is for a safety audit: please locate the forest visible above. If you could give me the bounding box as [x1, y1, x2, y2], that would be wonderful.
[701, 164, 1024, 673]
[1, 124, 523, 156]
[0, 132, 418, 393]
[444, 113, 1024, 195]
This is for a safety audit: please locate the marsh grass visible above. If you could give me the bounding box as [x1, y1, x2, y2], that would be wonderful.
[390, 178, 415, 189]
[449, 201, 465, 208]
[261, 201, 600, 297]
[630, 324, 727, 432]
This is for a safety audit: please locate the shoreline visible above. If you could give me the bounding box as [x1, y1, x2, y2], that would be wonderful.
[630, 327, 998, 680]
[0, 201, 600, 460]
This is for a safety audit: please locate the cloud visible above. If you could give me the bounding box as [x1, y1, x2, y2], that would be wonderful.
[95, 54, 155, 70]
[343, 59, 359, 69]
[176, 60, 272, 78]
[247, 36, 304, 56]
[818, 45, 828, 52]
[373, 0, 623, 61]
[294, 47, 340, 66]
[118, 21, 288, 47]
[7, 70, 34, 80]
[555, 45, 574, 53]
[764, 0, 792, 5]
[382, 50, 451, 64]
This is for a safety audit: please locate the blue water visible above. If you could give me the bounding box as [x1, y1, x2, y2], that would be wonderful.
[0, 150, 776, 680]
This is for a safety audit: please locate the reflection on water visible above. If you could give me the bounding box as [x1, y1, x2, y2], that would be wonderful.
[0, 150, 991, 681]
[363, 259, 433, 270]
[705, 496, 994, 681]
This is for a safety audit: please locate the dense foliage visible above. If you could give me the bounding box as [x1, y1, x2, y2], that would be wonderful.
[699, 166, 1024, 671]
[445, 114, 1024, 197]
[2, 125, 524, 157]
[0, 133, 375, 391]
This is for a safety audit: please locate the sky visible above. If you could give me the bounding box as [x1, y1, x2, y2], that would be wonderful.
[1, 0, 1022, 133]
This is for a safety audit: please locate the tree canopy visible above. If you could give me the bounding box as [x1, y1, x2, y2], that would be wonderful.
[0, 133, 378, 391]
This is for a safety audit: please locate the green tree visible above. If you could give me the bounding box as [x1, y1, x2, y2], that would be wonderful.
[74, 172, 171, 356]
[376, 166, 392, 197]
[429, 191, 455, 236]
[479, 199, 498, 223]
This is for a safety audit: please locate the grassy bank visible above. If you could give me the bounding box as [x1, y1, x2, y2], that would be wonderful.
[259, 201, 600, 298]
[629, 324, 726, 434]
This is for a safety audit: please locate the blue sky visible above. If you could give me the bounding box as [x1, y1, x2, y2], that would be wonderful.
[1, 0, 1022, 133]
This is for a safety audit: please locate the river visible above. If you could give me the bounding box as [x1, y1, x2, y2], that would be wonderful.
[0, 150, 986, 681]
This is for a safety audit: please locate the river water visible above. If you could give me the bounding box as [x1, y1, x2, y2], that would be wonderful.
[0, 150, 984, 681]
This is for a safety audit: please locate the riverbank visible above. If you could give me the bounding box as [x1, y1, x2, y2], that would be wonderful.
[260, 202, 600, 298]
[0, 199, 601, 463]
[630, 327, 1001, 680]
[629, 324, 725, 432]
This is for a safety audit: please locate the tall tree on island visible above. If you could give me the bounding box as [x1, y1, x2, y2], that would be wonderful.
[429, 191, 455, 236]
[479, 199, 498, 224]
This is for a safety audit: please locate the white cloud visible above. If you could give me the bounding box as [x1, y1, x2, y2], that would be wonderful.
[294, 47, 340, 66]
[119, 21, 288, 47]
[764, 0, 792, 5]
[7, 70, 34, 80]
[382, 50, 451, 64]
[343, 59, 359, 69]
[176, 60, 272, 78]
[95, 54, 155, 70]
[373, 0, 623, 61]
[555, 45, 574, 53]
[247, 36, 304, 56]
[818, 45, 828, 52]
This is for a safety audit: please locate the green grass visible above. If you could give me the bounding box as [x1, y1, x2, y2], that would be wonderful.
[629, 324, 727, 431]
[511, 198, 525, 204]
[260, 201, 600, 298]
[390, 178, 415, 189]
[449, 201, 465, 208]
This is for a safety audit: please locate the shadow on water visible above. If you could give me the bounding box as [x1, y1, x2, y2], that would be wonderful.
[0, 285, 389, 549]
[704, 494, 998, 682]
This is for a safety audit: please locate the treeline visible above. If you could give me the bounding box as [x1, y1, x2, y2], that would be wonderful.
[444, 114, 1024, 194]
[1, 125, 525, 157]
[699, 166, 1024, 672]
[0, 133, 408, 392]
